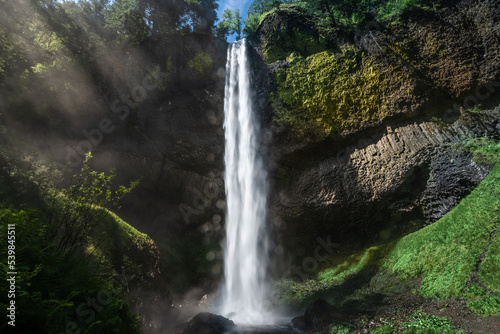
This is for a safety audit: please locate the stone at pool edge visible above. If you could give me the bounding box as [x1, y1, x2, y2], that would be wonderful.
[183, 312, 236, 334]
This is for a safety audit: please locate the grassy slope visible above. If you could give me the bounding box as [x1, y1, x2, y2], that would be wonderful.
[383, 153, 500, 299]
[274, 138, 500, 318]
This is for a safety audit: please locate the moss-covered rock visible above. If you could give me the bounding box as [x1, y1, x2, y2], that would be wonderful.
[256, 7, 328, 64]
[273, 47, 411, 137]
[86, 207, 173, 330]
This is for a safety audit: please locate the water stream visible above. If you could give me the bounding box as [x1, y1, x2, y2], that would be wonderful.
[219, 39, 272, 325]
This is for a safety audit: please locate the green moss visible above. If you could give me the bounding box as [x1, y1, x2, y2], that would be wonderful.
[273, 47, 397, 137]
[105, 209, 149, 241]
[387, 41, 410, 61]
[84, 206, 158, 282]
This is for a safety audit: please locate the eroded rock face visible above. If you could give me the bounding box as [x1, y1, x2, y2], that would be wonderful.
[269, 109, 499, 259]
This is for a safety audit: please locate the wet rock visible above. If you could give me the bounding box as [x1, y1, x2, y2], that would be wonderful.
[183, 312, 236, 334]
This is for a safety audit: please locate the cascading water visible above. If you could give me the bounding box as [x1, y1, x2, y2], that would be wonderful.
[219, 39, 271, 325]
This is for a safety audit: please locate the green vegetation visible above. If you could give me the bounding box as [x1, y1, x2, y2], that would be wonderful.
[465, 284, 500, 317]
[252, 0, 447, 136]
[262, 17, 327, 64]
[461, 137, 500, 167]
[189, 51, 214, 77]
[217, 8, 242, 40]
[328, 322, 353, 333]
[372, 325, 393, 334]
[403, 312, 465, 334]
[383, 139, 500, 299]
[0, 0, 221, 138]
[377, 0, 442, 20]
[244, 0, 294, 36]
[0, 151, 145, 333]
[45, 153, 139, 256]
[0, 208, 142, 333]
[244, 0, 443, 39]
[273, 48, 396, 136]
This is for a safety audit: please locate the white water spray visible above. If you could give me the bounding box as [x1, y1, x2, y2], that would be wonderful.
[219, 39, 271, 325]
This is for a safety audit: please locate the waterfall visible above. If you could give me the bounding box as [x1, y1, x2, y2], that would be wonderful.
[219, 39, 271, 325]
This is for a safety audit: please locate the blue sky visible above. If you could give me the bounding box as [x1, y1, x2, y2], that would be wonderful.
[217, 0, 253, 19]
[216, 0, 253, 42]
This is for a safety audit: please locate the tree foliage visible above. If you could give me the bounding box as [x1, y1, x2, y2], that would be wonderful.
[45, 153, 140, 257]
[243, 0, 296, 37]
[241, 0, 444, 37]
[217, 8, 242, 40]
[187, 0, 219, 33]
[0, 150, 142, 333]
[247, 0, 292, 16]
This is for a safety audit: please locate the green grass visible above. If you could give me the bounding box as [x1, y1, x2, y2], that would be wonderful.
[403, 312, 466, 334]
[480, 231, 500, 292]
[383, 139, 500, 298]
[464, 284, 500, 317]
[318, 244, 390, 284]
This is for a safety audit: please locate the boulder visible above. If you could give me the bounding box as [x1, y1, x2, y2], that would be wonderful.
[183, 312, 236, 334]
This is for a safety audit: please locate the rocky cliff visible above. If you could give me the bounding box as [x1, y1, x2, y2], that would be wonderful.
[248, 0, 500, 266]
